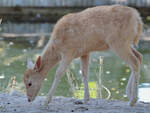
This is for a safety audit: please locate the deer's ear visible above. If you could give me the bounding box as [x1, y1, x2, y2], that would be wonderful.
[34, 56, 42, 72]
[27, 58, 34, 69]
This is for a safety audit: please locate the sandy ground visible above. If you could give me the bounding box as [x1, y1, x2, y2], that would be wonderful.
[0, 91, 150, 113]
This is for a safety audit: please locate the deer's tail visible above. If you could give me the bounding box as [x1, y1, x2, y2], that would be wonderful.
[133, 12, 143, 46]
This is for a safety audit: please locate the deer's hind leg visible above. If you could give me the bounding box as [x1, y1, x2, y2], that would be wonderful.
[131, 47, 143, 65]
[110, 44, 141, 106]
[126, 47, 143, 105]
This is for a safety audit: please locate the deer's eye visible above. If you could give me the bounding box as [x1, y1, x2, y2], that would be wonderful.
[28, 83, 32, 87]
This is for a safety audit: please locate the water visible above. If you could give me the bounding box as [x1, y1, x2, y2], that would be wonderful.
[0, 23, 150, 103]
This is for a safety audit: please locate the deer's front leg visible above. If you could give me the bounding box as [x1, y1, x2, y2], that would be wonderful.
[44, 55, 73, 105]
[80, 54, 90, 103]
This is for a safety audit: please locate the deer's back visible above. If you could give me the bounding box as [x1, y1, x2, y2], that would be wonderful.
[51, 5, 141, 57]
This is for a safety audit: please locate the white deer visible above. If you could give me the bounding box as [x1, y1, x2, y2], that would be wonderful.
[24, 5, 143, 106]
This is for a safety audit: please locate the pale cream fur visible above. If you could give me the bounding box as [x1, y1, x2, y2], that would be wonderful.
[24, 5, 143, 106]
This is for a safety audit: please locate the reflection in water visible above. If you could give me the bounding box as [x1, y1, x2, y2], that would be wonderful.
[138, 83, 150, 102]
[0, 74, 4, 79]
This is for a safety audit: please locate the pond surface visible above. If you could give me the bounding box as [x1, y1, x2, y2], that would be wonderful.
[0, 23, 150, 103]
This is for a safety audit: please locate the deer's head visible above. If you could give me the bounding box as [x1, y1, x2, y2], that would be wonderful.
[24, 56, 43, 102]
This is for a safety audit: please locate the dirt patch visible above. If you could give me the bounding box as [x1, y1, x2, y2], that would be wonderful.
[0, 92, 149, 113]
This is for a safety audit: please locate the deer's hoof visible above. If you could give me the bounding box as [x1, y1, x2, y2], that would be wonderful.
[128, 98, 137, 106]
[84, 98, 90, 104]
[44, 97, 52, 106]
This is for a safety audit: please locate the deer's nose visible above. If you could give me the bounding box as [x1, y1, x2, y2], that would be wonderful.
[28, 98, 31, 102]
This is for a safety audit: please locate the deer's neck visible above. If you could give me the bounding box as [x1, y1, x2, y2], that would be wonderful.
[40, 41, 60, 79]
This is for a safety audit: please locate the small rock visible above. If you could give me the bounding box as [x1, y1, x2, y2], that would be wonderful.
[75, 107, 88, 111]
[74, 100, 83, 105]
